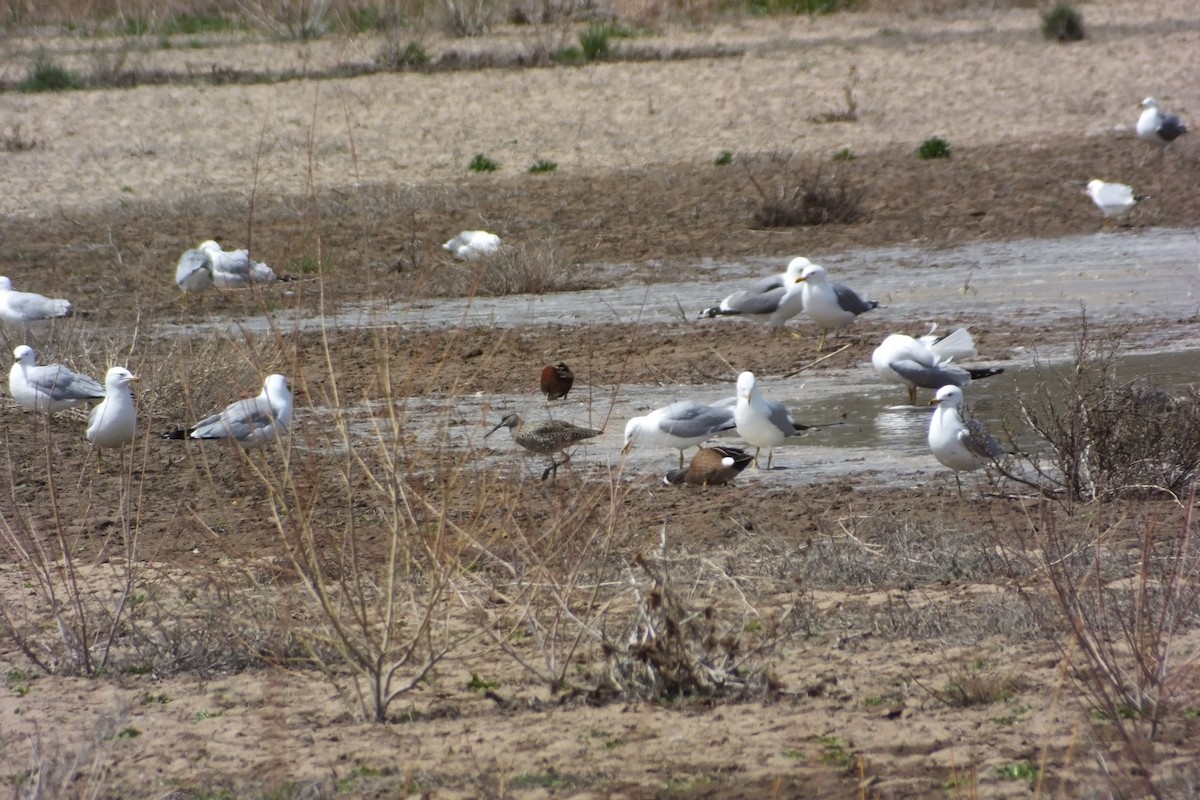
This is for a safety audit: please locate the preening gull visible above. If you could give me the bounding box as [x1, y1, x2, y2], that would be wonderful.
[443, 230, 501, 260]
[163, 374, 293, 450]
[928, 385, 1004, 496]
[663, 446, 753, 486]
[0, 277, 72, 327]
[485, 412, 601, 480]
[698, 257, 811, 332]
[872, 328, 1004, 405]
[1086, 179, 1142, 220]
[623, 399, 738, 467]
[733, 371, 807, 469]
[795, 263, 878, 350]
[176, 241, 283, 293]
[8, 345, 105, 414]
[87, 367, 138, 465]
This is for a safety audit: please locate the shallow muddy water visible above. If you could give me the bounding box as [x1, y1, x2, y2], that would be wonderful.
[271, 228, 1200, 489]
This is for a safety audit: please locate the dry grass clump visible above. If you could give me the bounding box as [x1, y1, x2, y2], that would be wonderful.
[594, 553, 779, 702]
[743, 155, 866, 228]
[420, 239, 600, 297]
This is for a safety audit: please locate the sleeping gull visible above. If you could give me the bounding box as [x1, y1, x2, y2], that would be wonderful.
[795, 263, 878, 350]
[698, 257, 811, 332]
[928, 385, 1004, 496]
[0, 277, 72, 327]
[485, 412, 601, 480]
[663, 445, 753, 486]
[87, 367, 138, 466]
[734, 371, 808, 469]
[176, 240, 284, 294]
[8, 345, 105, 414]
[622, 399, 738, 467]
[163, 373, 293, 449]
[872, 328, 1004, 406]
[1085, 179, 1143, 220]
[443, 230, 501, 260]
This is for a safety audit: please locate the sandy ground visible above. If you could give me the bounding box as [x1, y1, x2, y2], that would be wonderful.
[1, 1, 1200, 797]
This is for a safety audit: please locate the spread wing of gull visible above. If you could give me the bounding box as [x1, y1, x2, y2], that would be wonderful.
[199, 241, 282, 288]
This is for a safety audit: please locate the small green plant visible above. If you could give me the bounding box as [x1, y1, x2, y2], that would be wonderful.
[833, 147, 856, 161]
[117, 727, 142, 740]
[917, 136, 951, 160]
[528, 159, 558, 174]
[377, 40, 429, 69]
[579, 24, 612, 61]
[19, 49, 85, 93]
[816, 735, 857, 769]
[468, 153, 498, 172]
[553, 46, 586, 65]
[466, 673, 499, 693]
[1041, 3, 1084, 42]
[714, 150, 734, 166]
[994, 760, 1038, 780]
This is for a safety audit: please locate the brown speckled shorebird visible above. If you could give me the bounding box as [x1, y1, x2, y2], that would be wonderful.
[663, 446, 754, 486]
[485, 412, 601, 480]
[540, 362, 574, 401]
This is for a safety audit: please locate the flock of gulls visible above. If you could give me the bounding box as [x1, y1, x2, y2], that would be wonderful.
[0, 96, 1186, 489]
[3, 241, 296, 468]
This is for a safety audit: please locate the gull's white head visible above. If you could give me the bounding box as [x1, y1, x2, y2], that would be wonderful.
[12, 345, 35, 365]
[932, 385, 965, 408]
[263, 374, 291, 401]
[737, 370, 757, 400]
[0, 277, 12, 291]
[105, 367, 138, 389]
[621, 417, 642, 452]
[796, 263, 828, 284]
[785, 257, 813, 279]
[1141, 97, 1159, 110]
[197, 240, 222, 255]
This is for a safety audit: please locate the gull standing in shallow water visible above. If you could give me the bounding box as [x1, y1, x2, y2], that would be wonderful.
[0, 277, 73, 328]
[698, 257, 810, 333]
[486, 412, 602, 480]
[663, 445, 754, 486]
[87, 367, 138, 467]
[928, 385, 1004, 496]
[623, 399, 737, 467]
[872, 328, 1004, 406]
[163, 374, 293, 449]
[734, 371, 808, 469]
[795, 263, 878, 350]
[8, 345, 105, 414]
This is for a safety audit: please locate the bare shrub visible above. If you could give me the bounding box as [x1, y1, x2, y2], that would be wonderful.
[1011, 317, 1200, 503]
[595, 552, 779, 701]
[808, 65, 860, 124]
[2, 124, 41, 152]
[8, 716, 122, 800]
[743, 156, 865, 227]
[238, 0, 332, 39]
[1004, 496, 1200, 798]
[439, 0, 495, 35]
